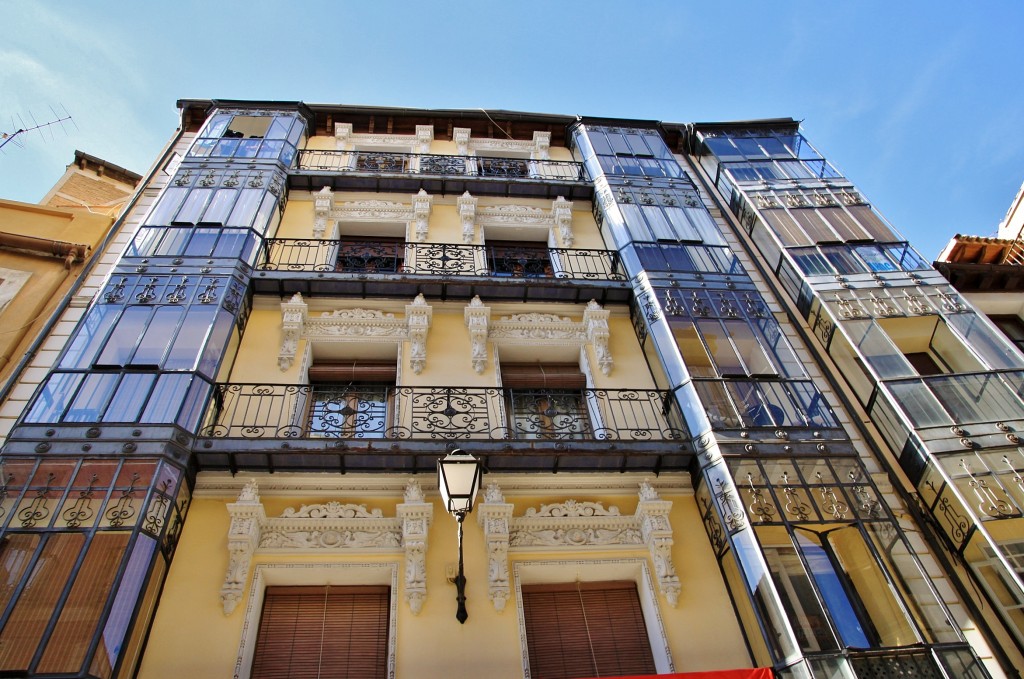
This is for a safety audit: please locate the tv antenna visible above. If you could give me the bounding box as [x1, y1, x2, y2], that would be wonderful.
[1, 106, 75, 154]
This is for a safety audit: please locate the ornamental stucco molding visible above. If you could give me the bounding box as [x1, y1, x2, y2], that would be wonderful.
[334, 123, 434, 153]
[278, 293, 432, 373]
[333, 198, 415, 223]
[464, 296, 491, 374]
[478, 481, 679, 610]
[220, 480, 433, 616]
[412, 189, 433, 242]
[474, 196, 575, 247]
[486, 301, 613, 375]
[452, 128, 551, 159]
[313, 186, 335, 238]
[458, 191, 478, 243]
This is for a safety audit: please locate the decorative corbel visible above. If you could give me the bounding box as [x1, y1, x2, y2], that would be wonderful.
[477, 482, 513, 612]
[397, 479, 433, 615]
[636, 480, 680, 607]
[313, 186, 335, 239]
[415, 125, 435, 154]
[412, 189, 433, 242]
[279, 292, 308, 371]
[334, 122, 353, 149]
[583, 299, 612, 376]
[457, 191, 478, 244]
[464, 296, 491, 374]
[221, 480, 266, 615]
[406, 294, 432, 374]
[551, 196, 574, 247]
[453, 127, 471, 156]
[532, 131, 551, 160]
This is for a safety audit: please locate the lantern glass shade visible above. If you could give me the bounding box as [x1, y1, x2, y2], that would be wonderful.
[437, 450, 482, 515]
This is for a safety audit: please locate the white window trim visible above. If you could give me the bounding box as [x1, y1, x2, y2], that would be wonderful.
[233, 561, 399, 679]
[513, 557, 675, 678]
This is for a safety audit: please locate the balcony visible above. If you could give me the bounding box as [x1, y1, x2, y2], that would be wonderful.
[250, 239, 631, 303]
[195, 384, 691, 474]
[290, 150, 592, 201]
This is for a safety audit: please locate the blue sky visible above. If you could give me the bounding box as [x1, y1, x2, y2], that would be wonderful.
[1, 1, 1021, 259]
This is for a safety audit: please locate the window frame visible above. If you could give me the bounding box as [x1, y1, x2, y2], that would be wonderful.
[513, 558, 674, 677]
[234, 563, 398, 679]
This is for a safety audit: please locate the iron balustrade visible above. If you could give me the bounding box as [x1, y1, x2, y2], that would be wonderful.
[199, 384, 686, 441]
[298, 149, 586, 182]
[255, 239, 626, 280]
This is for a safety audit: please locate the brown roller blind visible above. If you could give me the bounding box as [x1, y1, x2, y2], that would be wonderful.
[501, 364, 586, 389]
[308, 362, 397, 383]
[251, 585, 389, 679]
[521, 581, 655, 679]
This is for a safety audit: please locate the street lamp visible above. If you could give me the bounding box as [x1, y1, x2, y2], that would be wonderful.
[437, 449, 483, 624]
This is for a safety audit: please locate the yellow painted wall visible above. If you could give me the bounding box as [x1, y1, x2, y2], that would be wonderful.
[139, 483, 751, 678]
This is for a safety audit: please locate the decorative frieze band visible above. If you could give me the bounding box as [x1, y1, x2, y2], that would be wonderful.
[278, 293, 432, 373]
[469, 298, 612, 375]
[477, 481, 680, 611]
[220, 479, 433, 615]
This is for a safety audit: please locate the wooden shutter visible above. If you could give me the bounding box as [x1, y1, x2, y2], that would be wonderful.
[521, 581, 655, 679]
[251, 585, 389, 679]
[308, 362, 397, 383]
[501, 364, 586, 389]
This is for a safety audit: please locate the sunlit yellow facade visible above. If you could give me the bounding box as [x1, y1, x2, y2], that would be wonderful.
[0, 101, 1022, 679]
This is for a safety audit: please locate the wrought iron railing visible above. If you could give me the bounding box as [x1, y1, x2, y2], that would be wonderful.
[256, 239, 626, 280]
[297, 150, 586, 182]
[199, 384, 686, 441]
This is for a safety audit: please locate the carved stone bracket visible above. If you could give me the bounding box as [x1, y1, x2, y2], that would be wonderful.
[458, 191, 478, 243]
[476, 483, 513, 612]
[464, 296, 491, 374]
[313, 186, 336, 239]
[405, 294, 432, 375]
[220, 480, 433, 616]
[551, 196, 574, 246]
[221, 480, 264, 615]
[583, 299, 613, 376]
[412, 189, 433, 242]
[478, 481, 679, 609]
[279, 292, 308, 370]
[453, 127, 471, 156]
[278, 294, 432, 373]
[488, 301, 613, 375]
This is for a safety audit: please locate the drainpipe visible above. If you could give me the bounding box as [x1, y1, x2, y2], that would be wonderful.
[0, 231, 90, 268]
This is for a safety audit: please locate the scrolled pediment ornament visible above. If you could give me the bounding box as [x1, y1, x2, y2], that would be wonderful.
[220, 480, 433, 616]
[481, 300, 613, 375]
[478, 481, 679, 610]
[278, 294, 432, 373]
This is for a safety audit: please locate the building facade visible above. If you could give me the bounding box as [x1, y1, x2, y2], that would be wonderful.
[0, 101, 1021, 679]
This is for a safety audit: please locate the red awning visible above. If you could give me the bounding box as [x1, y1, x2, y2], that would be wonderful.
[577, 670, 773, 679]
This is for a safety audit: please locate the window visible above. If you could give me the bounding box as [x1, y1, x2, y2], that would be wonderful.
[502, 364, 589, 439]
[989, 315, 1024, 353]
[307, 362, 396, 438]
[250, 586, 389, 679]
[521, 581, 655, 679]
[335, 237, 405, 274]
[477, 152, 530, 178]
[487, 240, 552, 277]
[190, 113, 303, 164]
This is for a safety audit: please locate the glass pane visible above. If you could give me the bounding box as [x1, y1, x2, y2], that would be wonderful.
[25, 373, 84, 422]
[145, 187, 187, 226]
[227, 189, 262, 227]
[203, 189, 237, 225]
[140, 374, 191, 423]
[794, 530, 871, 648]
[60, 306, 118, 369]
[97, 308, 152, 366]
[166, 308, 215, 371]
[65, 373, 118, 422]
[132, 307, 183, 366]
[104, 374, 156, 422]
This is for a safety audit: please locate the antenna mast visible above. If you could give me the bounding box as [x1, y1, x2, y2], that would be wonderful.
[1, 106, 75, 153]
